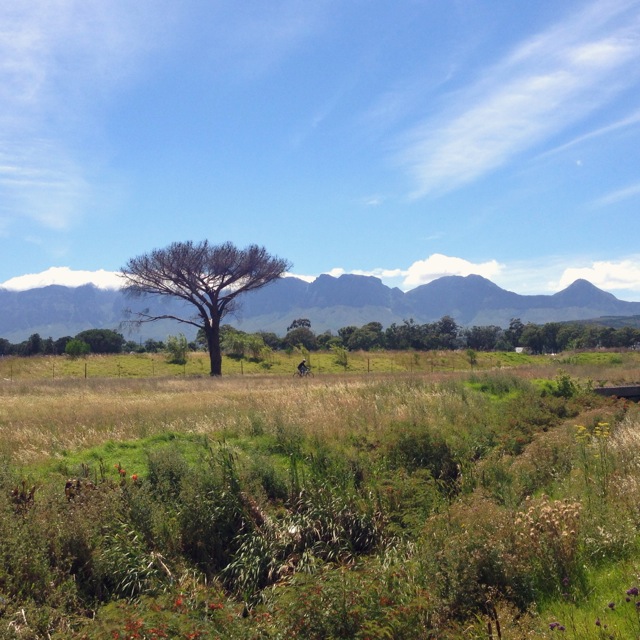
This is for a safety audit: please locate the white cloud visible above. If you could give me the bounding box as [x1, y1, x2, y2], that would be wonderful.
[593, 182, 640, 207]
[316, 253, 640, 301]
[539, 108, 640, 159]
[555, 258, 640, 293]
[1, 266, 122, 291]
[316, 255, 503, 290]
[398, 0, 640, 197]
[5, 255, 640, 303]
[402, 254, 503, 287]
[284, 272, 316, 283]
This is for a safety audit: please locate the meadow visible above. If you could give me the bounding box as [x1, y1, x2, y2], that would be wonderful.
[1, 349, 640, 638]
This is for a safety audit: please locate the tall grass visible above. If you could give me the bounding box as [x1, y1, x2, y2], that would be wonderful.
[0, 359, 639, 637]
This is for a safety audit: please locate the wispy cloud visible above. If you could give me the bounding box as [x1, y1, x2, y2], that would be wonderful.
[539, 108, 640, 159]
[592, 182, 640, 207]
[0, 1, 169, 232]
[0, 1, 333, 237]
[203, 1, 332, 80]
[398, 0, 640, 198]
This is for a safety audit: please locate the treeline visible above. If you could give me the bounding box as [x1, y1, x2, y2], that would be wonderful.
[261, 317, 640, 354]
[1, 316, 639, 358]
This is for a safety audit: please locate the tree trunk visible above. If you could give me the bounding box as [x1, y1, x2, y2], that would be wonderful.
[205, 320, 223, 376]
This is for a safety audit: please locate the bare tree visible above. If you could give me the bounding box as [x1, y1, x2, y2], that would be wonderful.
[120, 240, 291, 376]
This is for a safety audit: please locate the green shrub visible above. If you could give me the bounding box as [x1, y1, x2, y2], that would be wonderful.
[387, 423, 460, 489]
[146, 445, 190, 500]
[179, 446, 255, 577]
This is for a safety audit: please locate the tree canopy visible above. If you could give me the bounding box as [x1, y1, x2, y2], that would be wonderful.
[120, 240, 291, 376]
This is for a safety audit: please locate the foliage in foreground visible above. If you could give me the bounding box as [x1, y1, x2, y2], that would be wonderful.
[0, 371, 639, 638]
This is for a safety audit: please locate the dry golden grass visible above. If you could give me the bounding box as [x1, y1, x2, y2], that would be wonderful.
[2, 349, 639, 466]
[0, 371, 476, 466]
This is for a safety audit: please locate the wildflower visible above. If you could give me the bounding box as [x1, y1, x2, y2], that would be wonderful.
[131, 474, 138, 482]
[595, 618, 601, 626]
[627, 586, 639, 596]
[608, 601, 615, 610]
[208, 602, 223, 611]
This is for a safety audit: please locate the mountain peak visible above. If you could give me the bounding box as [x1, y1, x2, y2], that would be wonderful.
[555, 279, 618, 304]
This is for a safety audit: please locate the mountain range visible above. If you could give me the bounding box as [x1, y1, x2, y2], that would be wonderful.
[1, 274, 640, 343]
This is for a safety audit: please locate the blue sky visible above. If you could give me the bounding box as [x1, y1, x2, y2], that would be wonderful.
[1, 0, 640, 300]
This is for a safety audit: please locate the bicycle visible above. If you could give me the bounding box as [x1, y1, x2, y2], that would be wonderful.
[293, 368, 314, 378]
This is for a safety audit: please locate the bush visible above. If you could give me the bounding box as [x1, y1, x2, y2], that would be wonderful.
[165, 334, 189, 365]
[65, 338, 90, 358]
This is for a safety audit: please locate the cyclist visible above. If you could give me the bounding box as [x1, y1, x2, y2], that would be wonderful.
[297, 359, 309, 375]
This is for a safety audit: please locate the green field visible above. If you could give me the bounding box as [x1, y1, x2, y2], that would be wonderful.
[1, 351, 640, 638]
[2, 347, 639, 380]
[0, 348, 541, 380]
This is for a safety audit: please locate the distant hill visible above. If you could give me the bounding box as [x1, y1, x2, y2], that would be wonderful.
[2, 274, 640, 342]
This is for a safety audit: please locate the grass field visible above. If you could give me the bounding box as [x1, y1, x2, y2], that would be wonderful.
[0, 348, 534, 380]
[1, 350, 640, 638]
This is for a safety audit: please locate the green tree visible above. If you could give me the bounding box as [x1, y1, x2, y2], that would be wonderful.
[520, 323, 545, 354]
[256, 331, 281, 350]
[316, 331, 340, 350]
[75, 329, 125, 354]
[165, 334, 189, 365]
[0, 338, 12, 356]
[245, 334, 266, 359]
[283, 326, 317, 351]
[347, 322, 385, 351]
[287, 318, 311, 331]
[143, 338, 165, 353]
[22, 333, 43, 356]
[465, 325, 501, 351]
[385, 319, 427, 350]
[121, 241, 290, 376]
[556, 323, 584, 351]
[221, 326, 249, 357]
[436, 315, 461, 350]
[337, 325, 357, 347]
[331, 344, 349, 368]
[504, 318, 525, 348]
[65, 339, 90, 358]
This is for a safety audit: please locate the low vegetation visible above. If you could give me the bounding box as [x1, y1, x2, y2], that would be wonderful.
[0, 351, 639, 638]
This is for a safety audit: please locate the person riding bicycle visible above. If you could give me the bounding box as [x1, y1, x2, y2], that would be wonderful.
[297, 359, 309, 375]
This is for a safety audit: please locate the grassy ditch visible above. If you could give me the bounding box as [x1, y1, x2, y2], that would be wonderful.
[0, 362, 639, 637]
